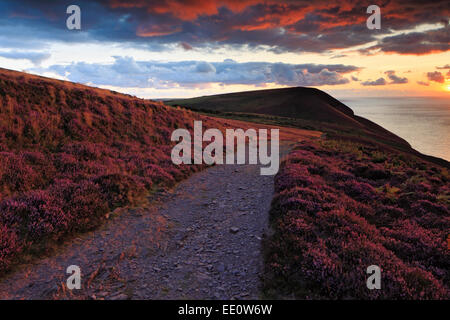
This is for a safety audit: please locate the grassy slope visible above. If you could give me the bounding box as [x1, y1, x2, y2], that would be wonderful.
[166, 87, 449, 168]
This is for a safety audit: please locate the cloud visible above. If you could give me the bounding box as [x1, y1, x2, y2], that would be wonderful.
[0, 0, 448, 55]
[361, 77, 386, 86]
[362, 26, 450, 55]
[417, 81, 429, 86]
[361, 72, 409, 86]
[331, 54, 347, 59]
[180, 42, 193, 50]
[384, 70, 408, 84]
[195, 61, 216, 73]
[31, 56, 358, 88]
[0, 51, 51, 65]
[351, 76, 359, 81]
[427, 71, 445, 83]
[435, 64, 450, 76]
[436, 64, 450, 69]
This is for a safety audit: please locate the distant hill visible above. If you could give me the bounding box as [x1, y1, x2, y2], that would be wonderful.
[167, 87, 359, 125]
[165, 87, 410, 147]
[166, 87, 449, 167]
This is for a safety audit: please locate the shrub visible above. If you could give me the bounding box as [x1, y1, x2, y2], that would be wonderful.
[50, 179, 109, 232]
[264, 140, 449, 299]
[339, 180, 377, 203]
[93, 173, 147, 209]
[0, 152, 38, 194]
[0, 191, 66, 242]
[0, 224, 22, 274]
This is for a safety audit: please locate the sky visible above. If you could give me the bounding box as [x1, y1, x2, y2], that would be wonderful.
[0, 0, 449, 99]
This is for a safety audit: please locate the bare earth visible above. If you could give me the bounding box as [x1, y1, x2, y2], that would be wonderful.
[0, 142, 299, 300]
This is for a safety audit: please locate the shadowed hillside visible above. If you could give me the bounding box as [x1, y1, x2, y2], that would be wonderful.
[167, 87, 359, 125]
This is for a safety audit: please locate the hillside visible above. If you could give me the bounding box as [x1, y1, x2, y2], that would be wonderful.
[166, 88, 449, 168]
[0, 68, 232, 274]
[166, 87, 362, 124]
[168, 87, 348, 119]
[264, 139, 449, 299]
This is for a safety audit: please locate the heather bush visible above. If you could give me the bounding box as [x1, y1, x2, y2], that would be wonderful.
[50, 179, 109, 232]
[327, 169, 354, 182]
[0, 152, 38, 194]
[0, 191, 67, 242]
[381, 219, 448, 273]
[0, 223, 22, 273]
[353, 164, 391, 180]
[339, 180, 377, 203]
[93, 173, 147, 209]
[143, 164, 176, 186]
[265, 139, 449, 299]
[62, 142, 107, 161]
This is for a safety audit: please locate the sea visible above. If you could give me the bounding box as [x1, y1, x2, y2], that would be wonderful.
[340, 97, 450, 162]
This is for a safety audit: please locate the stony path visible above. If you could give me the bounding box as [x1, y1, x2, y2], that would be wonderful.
[0, 144, 294, 300]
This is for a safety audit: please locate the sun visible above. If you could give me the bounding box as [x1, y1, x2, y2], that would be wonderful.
[445, 79, 450, 91]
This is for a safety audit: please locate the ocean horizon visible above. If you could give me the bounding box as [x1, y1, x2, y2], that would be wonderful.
[341, 96, 450, 162]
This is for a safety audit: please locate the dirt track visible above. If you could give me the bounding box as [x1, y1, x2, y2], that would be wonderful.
[0, 141, 300, 300]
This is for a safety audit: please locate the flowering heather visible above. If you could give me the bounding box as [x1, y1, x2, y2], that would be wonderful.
[0, 69, 228, 274]
[264, 139, 449, 299]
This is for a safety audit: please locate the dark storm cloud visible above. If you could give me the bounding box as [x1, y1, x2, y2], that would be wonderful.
[362, 25, 450, 55]
[0, 0, 448, 54]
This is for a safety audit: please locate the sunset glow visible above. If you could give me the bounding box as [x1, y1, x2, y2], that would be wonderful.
[0, 0, 448, 98]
